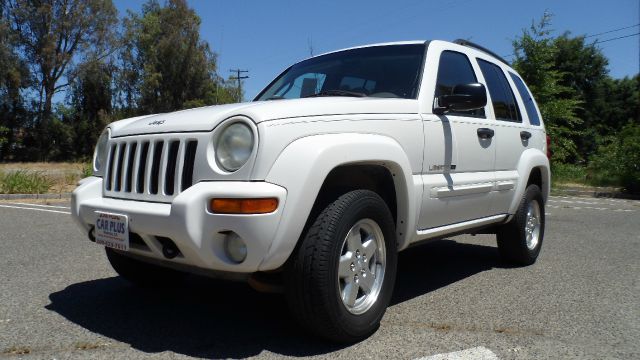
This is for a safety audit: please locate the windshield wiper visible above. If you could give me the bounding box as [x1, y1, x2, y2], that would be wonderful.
[303, 89, 367, 98]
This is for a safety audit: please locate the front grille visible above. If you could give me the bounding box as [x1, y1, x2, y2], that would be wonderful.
[104, 135, 198, 202]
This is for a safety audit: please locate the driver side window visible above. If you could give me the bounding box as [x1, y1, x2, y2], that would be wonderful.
[434, 51, 485, 117]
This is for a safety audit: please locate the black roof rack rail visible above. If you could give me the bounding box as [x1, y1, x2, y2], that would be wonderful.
[453, 39, 510, 65]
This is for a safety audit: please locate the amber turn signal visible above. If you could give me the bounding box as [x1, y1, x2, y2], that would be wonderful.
[210, 198, 279, 214]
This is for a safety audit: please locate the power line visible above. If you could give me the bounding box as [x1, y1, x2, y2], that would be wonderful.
[584, 23, 639, 38]
[595, 32, 640, 44]
[502, 24, 640, 59]
[229, 69, 249, 102]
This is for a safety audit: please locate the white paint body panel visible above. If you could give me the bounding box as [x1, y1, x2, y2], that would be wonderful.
[71, 39, 550, 275]
[73, 177, 287, 272]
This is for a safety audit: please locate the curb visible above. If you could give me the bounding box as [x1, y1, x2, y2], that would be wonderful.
[551, 187, 640, 200]
[0, 193, 71, 200]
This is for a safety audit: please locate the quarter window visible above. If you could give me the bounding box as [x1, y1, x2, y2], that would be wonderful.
[434, 51, 484, 117]
[509, 73, 541, 125]
[477, 59, 521, 122]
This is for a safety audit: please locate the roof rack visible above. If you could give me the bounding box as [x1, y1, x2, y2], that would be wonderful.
[453, 39, 510, 65]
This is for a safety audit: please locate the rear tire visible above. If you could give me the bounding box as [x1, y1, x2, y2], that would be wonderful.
[105, 248, 185, 287]
[285, 190, 397, 343]
[497, 184, 545, 265]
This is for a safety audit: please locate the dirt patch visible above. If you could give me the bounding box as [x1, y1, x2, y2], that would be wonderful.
[73, 341, 110, 350]
[3, 346, 31, 355]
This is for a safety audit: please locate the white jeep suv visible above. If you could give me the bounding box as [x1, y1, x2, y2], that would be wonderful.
[72, 39, 550, 342]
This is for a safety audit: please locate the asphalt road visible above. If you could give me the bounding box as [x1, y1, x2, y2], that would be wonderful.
[0, 196, 638, 359]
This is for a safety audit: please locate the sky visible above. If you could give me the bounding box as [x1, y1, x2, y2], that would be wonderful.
[113, 0, 640, 101]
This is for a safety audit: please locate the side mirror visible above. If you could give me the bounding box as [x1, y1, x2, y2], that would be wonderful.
[434, 82, 487, 115]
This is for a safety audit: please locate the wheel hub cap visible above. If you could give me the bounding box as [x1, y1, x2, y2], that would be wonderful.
[525, 200, 541, 250]
[337, 219, 386, 315]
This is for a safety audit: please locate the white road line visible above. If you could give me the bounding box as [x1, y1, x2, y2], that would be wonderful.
[0, 204, 71, 215]
[551, 195, 631, 204]
[549, 199, 604, 205]
[546, 204, 634, 212]
[4, 202, 70, 209]
[416, 346, 499, 360]
[549, 198, 634, 206]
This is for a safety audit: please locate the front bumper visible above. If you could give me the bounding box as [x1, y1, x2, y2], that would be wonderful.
[71, 177, 287, 273]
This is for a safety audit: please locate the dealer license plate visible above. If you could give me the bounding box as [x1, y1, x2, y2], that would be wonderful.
[95, 212, 129, 251]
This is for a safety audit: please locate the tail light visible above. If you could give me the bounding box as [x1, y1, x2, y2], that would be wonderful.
[546, 135, 552, 159]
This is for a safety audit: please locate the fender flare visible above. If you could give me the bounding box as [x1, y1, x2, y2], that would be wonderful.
[258, 133, 420, 270]
[509, 149, 551, 214]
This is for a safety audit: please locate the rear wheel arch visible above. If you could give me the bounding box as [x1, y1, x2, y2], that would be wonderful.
[509, 150, 551, 214]
[526, 165, 550, 201]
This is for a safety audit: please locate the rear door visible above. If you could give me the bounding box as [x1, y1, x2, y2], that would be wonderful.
[475, 58, 529, 215]
[418, 48, 496, 229]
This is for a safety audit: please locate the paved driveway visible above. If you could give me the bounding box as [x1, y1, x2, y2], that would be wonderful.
[1, 196, 638, 359]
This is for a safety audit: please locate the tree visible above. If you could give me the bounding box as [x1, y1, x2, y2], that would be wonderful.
[511, 12, 582, 163]
[0, 1, 31, 160]
[7, 0, 117, 159]
[118, 0, 232, 114]
[589, 75, 639, 134]
[552, 33, 609, 158]
[589, 122, 640, 193]
[67, 59, 115, 159]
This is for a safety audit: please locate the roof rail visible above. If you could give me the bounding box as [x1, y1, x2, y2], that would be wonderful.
[453, 39, 510, 65]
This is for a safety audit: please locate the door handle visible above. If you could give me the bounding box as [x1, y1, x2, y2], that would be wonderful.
[477, 128, 495, 139]
[520, 131, 532, 140]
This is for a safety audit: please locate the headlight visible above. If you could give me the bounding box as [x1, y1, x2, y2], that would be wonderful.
[93, 129, 110, 173]
[215, 122, 254, 172]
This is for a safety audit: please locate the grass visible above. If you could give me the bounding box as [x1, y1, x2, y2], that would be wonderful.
[0, 170, 53, 194]
[552, 163, 589, 187]
[551, 162, 633, 191]
[0, 162, 91, 194]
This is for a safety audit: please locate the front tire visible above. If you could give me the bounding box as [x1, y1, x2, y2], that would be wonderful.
[497, 184, 545, 265]
[285, 190, 397, 343]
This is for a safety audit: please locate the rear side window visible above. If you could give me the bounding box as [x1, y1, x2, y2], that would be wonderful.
[477, 59, 521, 122]
[509, 73, 541, 125]
[434, 51, 484, 117]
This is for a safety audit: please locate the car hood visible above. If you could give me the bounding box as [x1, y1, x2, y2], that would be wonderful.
[108, 97, 418, 137]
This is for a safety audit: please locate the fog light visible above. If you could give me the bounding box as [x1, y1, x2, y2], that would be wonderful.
[224, 232, 247, 263]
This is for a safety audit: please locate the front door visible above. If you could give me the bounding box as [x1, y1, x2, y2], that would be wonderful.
[418, 49, 496, 230]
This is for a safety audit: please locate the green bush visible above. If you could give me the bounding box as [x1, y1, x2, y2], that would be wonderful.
[551, 163, 587, 184]
[588, 123, 640, 193]
[0, 170, 53, 194]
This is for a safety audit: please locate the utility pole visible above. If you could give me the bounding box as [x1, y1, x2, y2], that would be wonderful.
[229, 69, 249, 102]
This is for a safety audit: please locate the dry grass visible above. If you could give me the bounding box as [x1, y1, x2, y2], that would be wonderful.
[0, 162, 91, 193]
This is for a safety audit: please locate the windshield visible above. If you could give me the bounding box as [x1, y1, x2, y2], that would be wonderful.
[255, 44, 426, 101]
